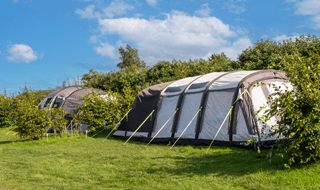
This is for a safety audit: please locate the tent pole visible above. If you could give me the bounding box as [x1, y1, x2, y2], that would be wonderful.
[146, 108, 179, 147]
[123, 110, 155, 145]
[105, 108, 132, 140]
[171, 107, 202, 149]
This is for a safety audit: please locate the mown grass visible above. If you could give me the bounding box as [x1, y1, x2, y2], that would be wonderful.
[0, 127, 320, 190]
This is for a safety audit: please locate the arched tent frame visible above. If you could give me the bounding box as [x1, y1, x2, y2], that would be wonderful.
[113, 70, 291, 148]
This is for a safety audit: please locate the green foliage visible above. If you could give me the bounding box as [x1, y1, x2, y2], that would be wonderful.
[77, 88, 135, 132]
[82, 55, 236, 97]
[117, 44, 146, 70]
[238, 35, 320, 70]
[50, 107, 68, 137]
[15, 100, 51, 140]
[257, 50, 320, 166]
[0, 95, 15, 128]
[0, 86, 50, 129]
[208, 53, 238, 72]
[238, 39, 282, 70]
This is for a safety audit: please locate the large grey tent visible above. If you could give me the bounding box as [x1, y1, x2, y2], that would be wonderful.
[113, 70, 292, 148]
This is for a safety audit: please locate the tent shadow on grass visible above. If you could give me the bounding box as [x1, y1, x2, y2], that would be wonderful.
[143, 146, 292, 177]
[0, 139, 28, 145]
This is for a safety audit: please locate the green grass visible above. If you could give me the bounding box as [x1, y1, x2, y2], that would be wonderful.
[0, 127, 320, 190]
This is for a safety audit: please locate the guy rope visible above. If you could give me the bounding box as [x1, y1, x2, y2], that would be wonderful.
[123, 110, 155, 145]
[146, 108, 179, 146]
[171, 107, 202, 149]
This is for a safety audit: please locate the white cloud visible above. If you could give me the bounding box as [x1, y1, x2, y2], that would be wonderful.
[94, 10, 250, 63]
[195, 3, 212, 17]
[93, 41, 117, 59]
[13, 0, 19, 4]
[76, 1, 134, 19]
[93, 40, 124, 59]
[292, 0, 320, 29]
[226, 3, 246, 14]
[273, 34, 299, 42]
[134, 13, 143, 18]
[222, 1, 246, 14]
[102, 1, 135, 18]
[236, 26, 249, 36]
[75, 5, 100, 19]
[146, 0, 157, 7]
[88, 35, 100, 43]
[312, 15, 320, 29]
[295, 0, 320, 15]
[5, 44, 42, 63]
[218, 37, 253, 60]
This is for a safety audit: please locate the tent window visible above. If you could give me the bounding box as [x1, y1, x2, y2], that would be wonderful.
[43, 98, 52, 108]
[188, 82, 209, 90]
[52, 97, 64, 108]
[164, 86, 184, 93]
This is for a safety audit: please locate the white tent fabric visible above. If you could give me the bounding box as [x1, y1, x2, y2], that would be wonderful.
[232, 108, 254, 141]
[175, 93, 203, 138]
[198, 91, 234, 140]
[151, 76, 200, 138]
[161, 76, 199, 96]
[185, 72, 227, 93]
[209, 71, 257, 90]
[151, 96, 179, 138]
[175, 72, 227, 138]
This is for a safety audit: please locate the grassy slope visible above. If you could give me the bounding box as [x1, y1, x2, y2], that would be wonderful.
[0, 127, 320, 190]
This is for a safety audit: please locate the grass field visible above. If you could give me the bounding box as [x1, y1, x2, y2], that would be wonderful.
[0, 127, 320, 190]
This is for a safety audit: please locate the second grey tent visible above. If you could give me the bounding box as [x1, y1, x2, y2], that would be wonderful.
[113, 70, 292, 148]
[39, 86, 106, 131]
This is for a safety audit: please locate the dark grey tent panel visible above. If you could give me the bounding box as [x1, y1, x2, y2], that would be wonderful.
[117, 81, 173, 138]
[113, 70, 292, 148]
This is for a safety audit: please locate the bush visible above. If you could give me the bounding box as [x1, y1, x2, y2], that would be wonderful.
[15, 100, 51, 140]
[257, 50, 320, 166]
[77, 88, 135, 133]
[50, 107, 68, 137]
[0, 95, 15, 128]
[238, 35, 320, 70]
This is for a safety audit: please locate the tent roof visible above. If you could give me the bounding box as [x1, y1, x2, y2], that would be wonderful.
[185, 72, 227, 93]
[161, 76, 200, 96]
[54, 86, 82, 98]
[209, 71, 258, 90]
[63, 88, 105, 114]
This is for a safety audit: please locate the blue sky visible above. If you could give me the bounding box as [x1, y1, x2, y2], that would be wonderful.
[1, 0, 319, 95]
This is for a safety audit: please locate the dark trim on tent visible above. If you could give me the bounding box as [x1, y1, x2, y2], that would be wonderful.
[123, 81, 174, 137]
[148, 81, 176, 138]
[229, 70, 288, 146]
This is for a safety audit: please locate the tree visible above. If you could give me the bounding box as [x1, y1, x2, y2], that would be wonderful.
[208, 52, 235, 72]
[237, 35, 320, 71]
[117, 44, 146, 70]
[238, 39, 282, 70]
